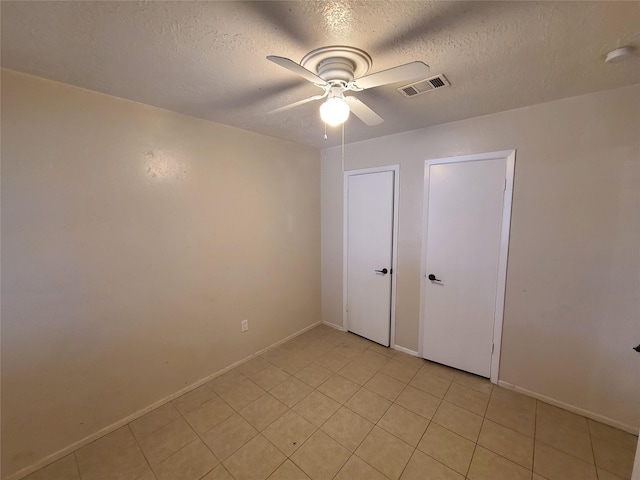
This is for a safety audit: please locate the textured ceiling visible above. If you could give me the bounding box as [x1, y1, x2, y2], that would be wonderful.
[2, 1, 639, 148]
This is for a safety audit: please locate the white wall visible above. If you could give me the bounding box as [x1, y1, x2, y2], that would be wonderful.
[321, 85, 640, 430]
[1, 70, 321, 478]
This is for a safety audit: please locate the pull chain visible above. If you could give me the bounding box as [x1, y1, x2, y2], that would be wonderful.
[341, 122, 345, 173]
[323, 123, 328, 161]
[321, 122, 345, 171]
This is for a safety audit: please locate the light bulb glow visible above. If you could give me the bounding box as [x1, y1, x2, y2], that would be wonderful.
[320, 97, 350, 126]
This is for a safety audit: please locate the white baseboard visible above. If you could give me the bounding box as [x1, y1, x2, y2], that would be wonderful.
[5, 321, 321, 480]
[393, 345, 420, 357]
[322, 321, 345, 331]
[252, 321, 321, 356]
[498, 381, 639, 435]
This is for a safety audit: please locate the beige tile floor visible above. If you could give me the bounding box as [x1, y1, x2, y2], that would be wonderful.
[26, 325, 638, 480]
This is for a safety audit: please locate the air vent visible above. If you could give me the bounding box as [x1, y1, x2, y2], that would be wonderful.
[397, 74, 450, 98]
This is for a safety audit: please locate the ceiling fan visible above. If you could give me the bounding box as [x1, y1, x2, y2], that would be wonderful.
[267, 46, 430, 126]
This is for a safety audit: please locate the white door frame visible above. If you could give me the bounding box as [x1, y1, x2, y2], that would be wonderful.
[343, 165, 400, 348]
[419, 151, 515, 384]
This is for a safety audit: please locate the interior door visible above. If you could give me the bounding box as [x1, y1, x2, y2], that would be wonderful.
[422, 158, 507, 377]
[346, 171, 394, 346]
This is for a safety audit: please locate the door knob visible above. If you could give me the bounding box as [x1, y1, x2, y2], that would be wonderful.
[375, 268, 389, 275]
[428, 274, 442, 282]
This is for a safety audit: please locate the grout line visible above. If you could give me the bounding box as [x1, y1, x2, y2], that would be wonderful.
[465, 415, 483, 478]
[127, 423, 156, 479]
[255, 433, 289, 480]
[398, 448, 414, 480]
[532, 399, 539, 480]
[350, 452, 391, 479]
[587, 417, 602, 480]
[193, 416, 224, 470]
[415, 445, 471, 478]
[72, 452, 83, 480]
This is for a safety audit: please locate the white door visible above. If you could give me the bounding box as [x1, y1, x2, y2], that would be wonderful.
[346, 171, 395, 346]
[422, 157, 509, 377]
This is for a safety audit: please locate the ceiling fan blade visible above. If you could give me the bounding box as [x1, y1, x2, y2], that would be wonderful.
[244, 2, 311, 46]
[352, 61, 430, 90]
[373, 3, 467, 53]
[213, 79, 303, 110]
[345, 96, 384, 126]
[267, 56, 328, 86]
[373, 2, 522, 54]
[268, 93, 326, 114]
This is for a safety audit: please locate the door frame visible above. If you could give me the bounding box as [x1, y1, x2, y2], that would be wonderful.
[419, 150, 515, 383]
[343, 165, 400, 348]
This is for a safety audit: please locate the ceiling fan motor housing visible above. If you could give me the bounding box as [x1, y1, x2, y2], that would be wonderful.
[301, 46, 373, 84]
[317, 58, 355, 83]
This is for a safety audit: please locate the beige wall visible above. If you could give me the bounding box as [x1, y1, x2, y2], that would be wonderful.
[1, 70, 320, 477]
[321, 85, 640, 430]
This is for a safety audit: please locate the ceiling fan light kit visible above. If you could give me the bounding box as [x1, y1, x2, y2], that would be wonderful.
[320, 88, 350, 126]
[267, 45, 430, 127]
[605, 46, 635, 63]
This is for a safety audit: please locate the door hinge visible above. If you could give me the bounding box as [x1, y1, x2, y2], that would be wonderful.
[504, 179, 507, 191]
[491, 343, 495, 354]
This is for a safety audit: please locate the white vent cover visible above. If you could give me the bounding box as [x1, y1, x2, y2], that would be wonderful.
[397, 74, 450, 98]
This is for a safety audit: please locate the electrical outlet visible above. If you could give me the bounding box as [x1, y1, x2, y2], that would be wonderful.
[241, 319, 248, 332]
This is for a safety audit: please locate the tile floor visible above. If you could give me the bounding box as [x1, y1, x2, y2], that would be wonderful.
[26, 325, 637, 480]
